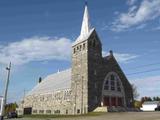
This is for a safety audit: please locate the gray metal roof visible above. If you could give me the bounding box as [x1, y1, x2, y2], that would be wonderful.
[72, 28, 94, 46]
[143, 101, 160, 105]
[27, 69, 71, 96]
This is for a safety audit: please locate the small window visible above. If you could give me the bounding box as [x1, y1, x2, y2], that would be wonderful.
[46, 110, 51, 114]
[74, 48, 76, 53]
[77, 46, 79, 50]
[111, 81, 115, 90]
[111, 75, 115, 80]
[83, 43, 85, 49]
[77, 109, 80, 114]
[80, 45, 82, 51]
[104, 80, 109, 90]
[33, 110, 37, 114]
[105, 80, 109, 85]
[104, 85, 109, 90]
[111, 81, 115, 86]
[66, 110, 68, 114]
[117, 87, 121, 92]
[54, 110, 60, 114]
[111, 86, 115, 90]
[39, 110, 44, 114]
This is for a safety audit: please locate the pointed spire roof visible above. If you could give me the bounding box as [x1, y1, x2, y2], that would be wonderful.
[72, 1, 95, 46]
[80, 1, 91, 38]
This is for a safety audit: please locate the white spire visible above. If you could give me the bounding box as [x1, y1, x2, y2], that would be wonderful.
[72, 1, 94, 46]
[80, 2, 91, 39]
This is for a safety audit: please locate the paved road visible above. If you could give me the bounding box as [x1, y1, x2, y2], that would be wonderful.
[7, 112, 160, 120]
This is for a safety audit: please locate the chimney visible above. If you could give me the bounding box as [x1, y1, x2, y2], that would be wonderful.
[38, 77, 42, 83]
[109, 50, 113, 56]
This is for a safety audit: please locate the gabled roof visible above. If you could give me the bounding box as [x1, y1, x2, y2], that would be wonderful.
[72, 28, 95, 46]
[27, 69, 71, 96]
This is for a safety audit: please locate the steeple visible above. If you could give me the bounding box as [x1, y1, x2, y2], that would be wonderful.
[72, 1, 94, 46]
[79, 1, 91, 39]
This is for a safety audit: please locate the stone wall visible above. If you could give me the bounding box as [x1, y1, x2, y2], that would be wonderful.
[17, 89, 73, 115]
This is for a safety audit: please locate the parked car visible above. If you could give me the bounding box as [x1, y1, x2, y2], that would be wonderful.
[7, 111, 18, 118]
[155, 106, 160, 111]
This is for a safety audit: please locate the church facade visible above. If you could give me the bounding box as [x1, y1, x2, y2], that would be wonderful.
[17, 3, 133, 115]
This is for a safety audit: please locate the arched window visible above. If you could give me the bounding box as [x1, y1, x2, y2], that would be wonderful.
[83, 43, 85, 50]
[80, 45, 82, 51]
[103, 72, 122, 92]
[102, 72, 126, 107]
[77, 46, 79, 50]
[74, 48, 76, 53]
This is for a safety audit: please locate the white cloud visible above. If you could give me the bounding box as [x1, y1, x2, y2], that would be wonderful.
[0, 37, 139, 65]
[111, 0, 160, 31]
[136, 24, 146, 30]
[131, 76, 160, 98]
[103, 51, 138, 63]
[0, 37, 72, 65]
[127, 0, 137, 5]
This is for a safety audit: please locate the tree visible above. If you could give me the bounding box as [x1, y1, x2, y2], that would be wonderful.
[141, 96, 153, 103]
[153, 96, 160, 101]
[5, 102, 18, 114]
[133, 100, 142, 109]
[132, 84, 140, 100]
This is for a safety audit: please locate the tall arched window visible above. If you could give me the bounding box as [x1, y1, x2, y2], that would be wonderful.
[103, 72, 122, 92]
[102, 72, 126, 107]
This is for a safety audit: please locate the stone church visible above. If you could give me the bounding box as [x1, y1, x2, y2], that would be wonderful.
[17, 3, 133, 115]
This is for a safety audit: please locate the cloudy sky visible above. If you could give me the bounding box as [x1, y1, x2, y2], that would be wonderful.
[0, 0, 160, 102]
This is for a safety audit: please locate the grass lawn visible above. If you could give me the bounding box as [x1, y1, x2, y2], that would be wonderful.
[21, 112, 106, 118]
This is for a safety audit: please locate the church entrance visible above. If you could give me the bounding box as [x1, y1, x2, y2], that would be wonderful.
[117, 97, 123, 106]
[103, 96, 123, 107]
[103, 96, 109, 106]
[111, 97, 116, 106]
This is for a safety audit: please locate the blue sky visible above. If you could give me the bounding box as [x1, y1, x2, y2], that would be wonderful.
[0, 0, 160, 102]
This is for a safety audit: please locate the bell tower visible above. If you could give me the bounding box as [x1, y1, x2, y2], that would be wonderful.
[71, 2, 102, 114]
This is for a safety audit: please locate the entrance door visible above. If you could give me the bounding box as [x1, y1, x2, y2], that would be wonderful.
[111, 97, 116, 106]
[24, 107, 32, 115]
[118, 97, 123, 106]
[103, 96, 110, 106]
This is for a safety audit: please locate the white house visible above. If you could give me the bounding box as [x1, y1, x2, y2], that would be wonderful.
[140, 101, 160, 111]
[0, 97, 4, 116]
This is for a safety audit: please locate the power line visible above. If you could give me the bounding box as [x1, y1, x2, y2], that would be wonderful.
[126, 68, 160, 76]
[123, 62, 160, 70]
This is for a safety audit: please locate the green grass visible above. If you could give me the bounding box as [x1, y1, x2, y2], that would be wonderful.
[21, 112, 106, 118]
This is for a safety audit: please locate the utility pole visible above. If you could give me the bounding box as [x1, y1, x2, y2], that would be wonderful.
[22, 89, 26, 108]
[0, 62, 11, 120]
